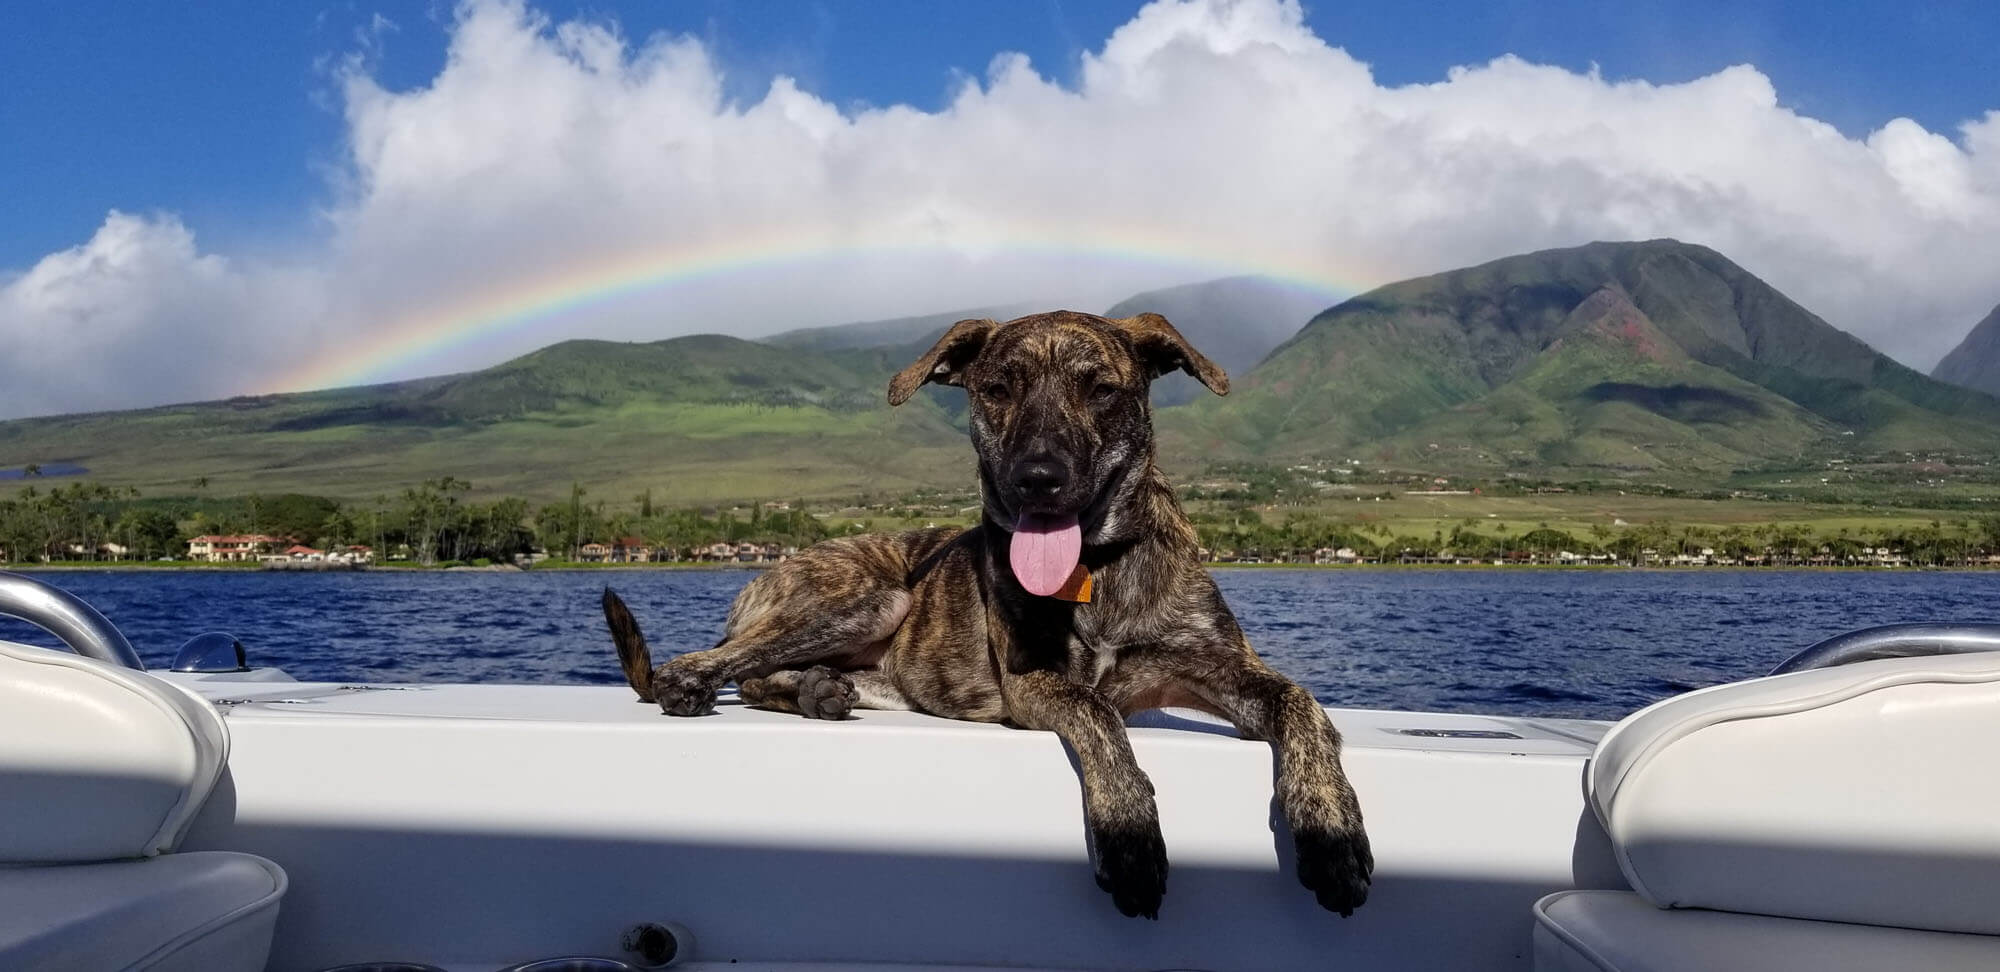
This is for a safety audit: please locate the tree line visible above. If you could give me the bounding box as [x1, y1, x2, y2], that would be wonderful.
[7, 476, 2000, 568]
[1192, 511, 2000, 567]
[0, 479, 834, 567]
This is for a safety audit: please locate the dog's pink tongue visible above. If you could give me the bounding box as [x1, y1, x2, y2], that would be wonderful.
[1010, 513, 1083, 597]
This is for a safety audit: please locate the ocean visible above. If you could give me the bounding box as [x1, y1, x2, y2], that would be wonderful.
[6, 567, 1996, 721]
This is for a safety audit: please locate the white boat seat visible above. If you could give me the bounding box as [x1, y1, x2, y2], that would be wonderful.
[1534, 890, 2000, 972]
[0, 640, 286, 971]
[0, 852, 286, 972]
[1537, 651, 2000, 971]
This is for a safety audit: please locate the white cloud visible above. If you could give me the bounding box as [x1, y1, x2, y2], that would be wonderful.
[0, 212, 323, 417]
[4, 0, 1998, 418]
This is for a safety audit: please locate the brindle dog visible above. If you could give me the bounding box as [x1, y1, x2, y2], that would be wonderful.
[602, 310, 1372, 919]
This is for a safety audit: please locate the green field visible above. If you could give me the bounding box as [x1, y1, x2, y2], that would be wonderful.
[1263, 491, 1979, 538]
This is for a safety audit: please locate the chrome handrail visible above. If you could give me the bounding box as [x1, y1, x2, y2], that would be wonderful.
[1771, 622, 2000, 675]
[0, 570, 144, 669]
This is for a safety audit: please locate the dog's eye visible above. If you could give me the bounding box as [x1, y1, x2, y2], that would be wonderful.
[1091, 381, 1120, 400]
[982, 383, 1011, 402]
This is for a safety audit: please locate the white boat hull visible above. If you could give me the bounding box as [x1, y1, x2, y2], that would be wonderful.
[160, 672, 1622, 971]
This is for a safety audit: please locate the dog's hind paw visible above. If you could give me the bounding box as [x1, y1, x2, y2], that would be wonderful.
[650, 663, 717, 717]
[798, 665, 857, 720]
[1295, 823, 1373, 917]
[1091, 818, 1168, 919]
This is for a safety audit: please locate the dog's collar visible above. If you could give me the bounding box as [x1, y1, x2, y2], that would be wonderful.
[1048, 565, 1093, 603]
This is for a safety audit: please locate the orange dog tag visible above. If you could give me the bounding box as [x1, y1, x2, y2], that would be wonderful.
[1052, 565, 1093, 603]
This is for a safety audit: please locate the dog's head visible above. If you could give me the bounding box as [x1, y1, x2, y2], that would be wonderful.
[888, 311, 1225, 585]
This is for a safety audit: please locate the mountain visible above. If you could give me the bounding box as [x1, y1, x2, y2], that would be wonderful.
[1101, 276, 1335, 405]
[0, 335, 973, 504]
[0, 272, 1312, 504]
[763, 277, 1327, 407]
[6, 245, 1994, 503]
[1166, 240, 2000, 474]
[763, 303, 1042, 353]
[1932, 303, 2000, 398]
[758, 275, 1327, 416]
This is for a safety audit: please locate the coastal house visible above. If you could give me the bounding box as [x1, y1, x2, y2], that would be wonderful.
[283, 545, 325, 562]
[1658, 547, 1723, 566]
[336, 545, 375, 564]
[696, 542, 736, 562]
[1314, 547, 1364, 564]
[188, 534, 283, 562]
[578, 543, 612, 563]
[610, 537, 656, 563]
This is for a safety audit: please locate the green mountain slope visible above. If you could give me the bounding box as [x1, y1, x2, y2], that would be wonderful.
[1933, 303, 2000, 398]
[6, 243, 1994, 503]
[1166, 240, 2000, 474]
[0, 335, 972, 504]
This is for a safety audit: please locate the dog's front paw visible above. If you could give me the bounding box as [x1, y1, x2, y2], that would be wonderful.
[1091, 817, 1168, 919]
[649, 663, 716, 717]
[1295, 822, 1373, 917]
[798, 665, 857, 720]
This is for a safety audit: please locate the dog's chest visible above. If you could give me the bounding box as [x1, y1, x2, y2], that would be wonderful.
[1067, 571, 1172, 680]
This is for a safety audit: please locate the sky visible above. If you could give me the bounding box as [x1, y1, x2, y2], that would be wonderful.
[2, 0, 1998, 418]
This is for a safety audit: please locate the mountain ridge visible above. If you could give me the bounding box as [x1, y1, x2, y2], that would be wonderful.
[3, 245, 1992, 503]
[1932, 303, 2000, 398]
[1164, 239, 2000, 472]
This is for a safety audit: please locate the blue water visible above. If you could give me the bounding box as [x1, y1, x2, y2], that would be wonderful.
[5, 568, 1997, 721]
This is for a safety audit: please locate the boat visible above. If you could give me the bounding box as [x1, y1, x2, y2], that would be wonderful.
[3, 568, 1998, 971]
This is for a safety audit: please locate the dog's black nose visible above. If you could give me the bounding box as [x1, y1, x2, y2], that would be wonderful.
[1012, 456, 1070, 496]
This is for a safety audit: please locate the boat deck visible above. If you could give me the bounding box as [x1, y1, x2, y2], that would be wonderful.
[150, 670, 1623, 971]
[165, 669, 1609, 756]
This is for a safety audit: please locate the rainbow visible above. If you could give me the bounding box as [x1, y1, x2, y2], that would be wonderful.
[270, 226, 1390, 394]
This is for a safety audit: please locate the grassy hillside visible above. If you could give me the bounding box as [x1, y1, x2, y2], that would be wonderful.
[0, 335, 973, 504]
[1166, 240, 2000, 476]
[6, 246, 1997, 505]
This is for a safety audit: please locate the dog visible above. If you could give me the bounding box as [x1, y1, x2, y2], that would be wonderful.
[602, 310, 1371, 919]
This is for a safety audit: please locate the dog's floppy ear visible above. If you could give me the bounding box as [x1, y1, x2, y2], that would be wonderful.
[888, 318, 997, 405]
[1114, 312, 1229, 396]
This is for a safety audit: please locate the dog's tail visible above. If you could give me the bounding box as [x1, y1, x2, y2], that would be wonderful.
[602, 587, 655, 703]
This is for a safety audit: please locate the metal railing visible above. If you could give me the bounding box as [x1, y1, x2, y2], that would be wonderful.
[1771, 622, 2000, 675]
[0, 570, 144, 669]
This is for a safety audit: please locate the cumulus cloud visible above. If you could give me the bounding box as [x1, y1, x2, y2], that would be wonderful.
[0, 212, 323, 417]
[4, 0, 1998, 418]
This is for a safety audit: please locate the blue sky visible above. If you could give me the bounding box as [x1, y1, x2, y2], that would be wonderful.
[3, 0, 1997, 416]
[5, 0, 1996, 267]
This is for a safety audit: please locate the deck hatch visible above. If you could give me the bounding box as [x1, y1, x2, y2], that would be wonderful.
[1390, 728, 1523, 739]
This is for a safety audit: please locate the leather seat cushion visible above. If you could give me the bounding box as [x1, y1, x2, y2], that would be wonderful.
[1534, 890, 2000, 972]
[0, 642, 229, 863]
[0, 851, 285, 972]
[1587, 652, 2000, 934]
